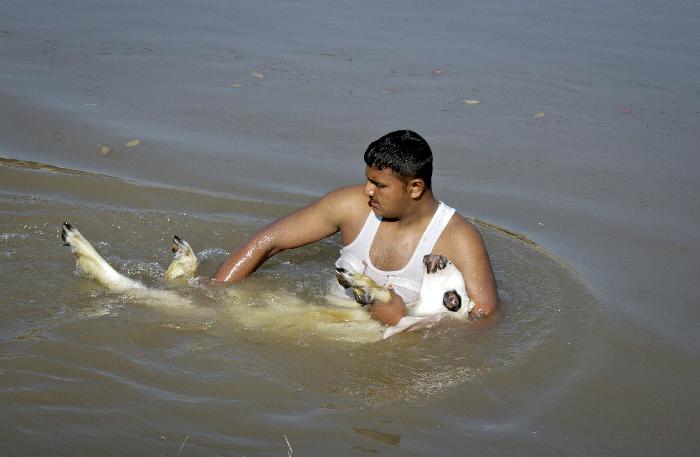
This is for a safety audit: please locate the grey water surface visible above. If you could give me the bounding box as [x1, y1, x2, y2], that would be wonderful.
[1, 1, 698, 455]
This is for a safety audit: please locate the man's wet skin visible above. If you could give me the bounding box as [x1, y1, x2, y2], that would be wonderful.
[213, 131, 498, 323]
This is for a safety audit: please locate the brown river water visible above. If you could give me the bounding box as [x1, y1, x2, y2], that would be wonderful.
[1, 1, 698, 456]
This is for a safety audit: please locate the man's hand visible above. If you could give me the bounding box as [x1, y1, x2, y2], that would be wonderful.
[369, 287, 407, 326]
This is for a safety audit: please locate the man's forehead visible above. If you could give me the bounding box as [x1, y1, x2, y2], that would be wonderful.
[365, 165, 402, 182]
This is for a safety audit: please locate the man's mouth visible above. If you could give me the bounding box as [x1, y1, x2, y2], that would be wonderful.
[368, 199, 379, 208]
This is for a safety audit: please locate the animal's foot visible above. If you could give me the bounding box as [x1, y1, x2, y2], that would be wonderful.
[61, 222, 77, 246]
[335, 267, 391, 306]
[423, 254, 449, 273]
[60, 222, 94, 255]
[170, 235, 189, 256]
[334, 267, 354, 289]
[164, 235, 198, 280]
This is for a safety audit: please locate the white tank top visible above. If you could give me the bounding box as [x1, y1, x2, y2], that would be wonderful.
[334, 202, 456, 303]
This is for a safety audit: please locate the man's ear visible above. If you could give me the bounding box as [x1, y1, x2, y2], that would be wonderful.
[407, 178, 426, 199]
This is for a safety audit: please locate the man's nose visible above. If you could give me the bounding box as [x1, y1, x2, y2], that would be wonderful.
[364, 181, 375, 196]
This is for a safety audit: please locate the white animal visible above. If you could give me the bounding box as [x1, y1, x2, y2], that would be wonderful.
[62, 223, 473, 339]
[336, 254, 474, 338]
[61, 222, 198, 303]
[60, 223, 384, 339]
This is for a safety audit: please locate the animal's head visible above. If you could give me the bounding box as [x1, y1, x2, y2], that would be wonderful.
[421, 254, 473, 317]
[335, 267, 391, 306]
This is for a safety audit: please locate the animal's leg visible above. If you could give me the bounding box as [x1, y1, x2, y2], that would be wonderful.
[164, 235, 198, 280]
[335, 267, 391, 305]
[61, 222, 145, 290]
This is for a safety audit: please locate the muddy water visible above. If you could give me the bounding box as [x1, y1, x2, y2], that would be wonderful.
[1, 0, 699, 456]
[0, 162, 595, 455]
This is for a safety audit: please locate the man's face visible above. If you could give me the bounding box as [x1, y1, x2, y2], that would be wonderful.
[364, 166, 410, 218]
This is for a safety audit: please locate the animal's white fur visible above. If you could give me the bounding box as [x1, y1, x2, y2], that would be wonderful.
[408, 260, 473, 317]
[385, 261, 474, 338]
[336, 257, 474, 339]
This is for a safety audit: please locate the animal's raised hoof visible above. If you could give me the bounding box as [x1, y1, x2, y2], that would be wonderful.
[61, 222, 74, 245]
[60, 221, 147, 290]
[164, 235, 198, 280]
[335, 267, 352, 289]
[171, 235, 183, 253]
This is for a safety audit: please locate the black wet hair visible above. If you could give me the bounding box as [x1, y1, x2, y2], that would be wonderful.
[364, 130, 433, 189]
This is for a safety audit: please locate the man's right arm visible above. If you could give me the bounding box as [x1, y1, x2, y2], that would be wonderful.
[213, 186, 360, 283]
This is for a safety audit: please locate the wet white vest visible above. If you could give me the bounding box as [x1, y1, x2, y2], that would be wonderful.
[334, 202, 456, 303]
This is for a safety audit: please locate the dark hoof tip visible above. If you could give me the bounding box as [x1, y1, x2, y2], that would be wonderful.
[60, 222, 72, 242]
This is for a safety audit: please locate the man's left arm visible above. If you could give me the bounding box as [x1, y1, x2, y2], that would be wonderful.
[439, 217, 498, 318]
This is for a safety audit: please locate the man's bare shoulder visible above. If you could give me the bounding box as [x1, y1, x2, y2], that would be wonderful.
[314, 185, 371, 243]
[322, 184, 365, 202]
[435, 210, 498, 315]
[436, 212, 485, 253]
[318, 185, 369, 216]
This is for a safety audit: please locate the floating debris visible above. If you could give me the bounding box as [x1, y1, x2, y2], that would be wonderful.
[382, 88, 396, 94]
[125, 139, 141, 147]
[533, 112, 545, 119]
[620, 107, 633, 114]
[228, 83, 242, 88]
[463, 99, 480, 105]
[433, 68, 443, 75]
[97, 145, 110, 156]
[252, 71, 264, 79]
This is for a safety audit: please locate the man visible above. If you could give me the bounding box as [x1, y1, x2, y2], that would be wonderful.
[214, 130, 498, 325]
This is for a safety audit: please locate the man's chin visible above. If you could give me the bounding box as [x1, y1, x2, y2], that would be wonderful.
[370, 205, 395, 219]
